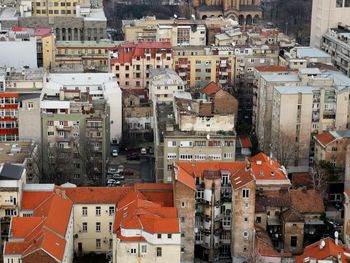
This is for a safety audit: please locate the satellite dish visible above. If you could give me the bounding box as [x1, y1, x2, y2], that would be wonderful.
[335, 231, 339, 238]
[206, 134, 210, 140]
[320, 240, 326, 249]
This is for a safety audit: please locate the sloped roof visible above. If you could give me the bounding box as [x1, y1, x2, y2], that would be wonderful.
[5, 190, 72, 261]
[282, 208, 304, 222]
[289, 189, 325, 214]
[314, 131, 336, 147]
[239, 136, 252, 148]
[0, 163, 24, 180]
[255, 65, 289, 72]
[295, 238, 350, 263]
[21, 191, 54, 210]
[114, 191, 179, 235]
[201, 81, 221, 96]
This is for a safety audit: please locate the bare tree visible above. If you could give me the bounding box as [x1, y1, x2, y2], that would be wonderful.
[271, 130, 297, 168]
[310, 162, 329, 199]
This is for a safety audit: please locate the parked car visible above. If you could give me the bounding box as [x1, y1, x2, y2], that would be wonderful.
[106, 179, 121, 186]
[112, 174, 125, 180]
[111, 149, 118, 157]
[107, 167, 117, 174]
[140, 147, 147, 155]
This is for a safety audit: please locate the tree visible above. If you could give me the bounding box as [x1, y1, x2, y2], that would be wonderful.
[310, 162, 329, 199]
[271, 130, 297, 168]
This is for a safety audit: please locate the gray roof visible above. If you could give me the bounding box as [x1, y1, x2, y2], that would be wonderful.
[274, 86, 315, 94]
[261, 74, 300, 82]
[296, 47, 331, 59]
[0, 163, 24, 180]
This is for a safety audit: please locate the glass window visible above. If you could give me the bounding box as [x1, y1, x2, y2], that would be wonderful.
[156, 247, 162, 257]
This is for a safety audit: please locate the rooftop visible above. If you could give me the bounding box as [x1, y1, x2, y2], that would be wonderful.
[0, 163, 24, 180]
[295, 47, 331, 59]
[314, 130, 350, 147]
[274, 85, 315, 94]
[261, 73, 300, 82]
[0, 141, 36, 165]
[150, 68, 184, 86]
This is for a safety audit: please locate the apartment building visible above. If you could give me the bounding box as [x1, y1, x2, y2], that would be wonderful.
[149, 69, 185, 104]
[321, 24, 350, 78]
[113, 191, 181, 263]
[314, 130, 350, 169]
[154, 89, 237, 182]
[122, 16, 206, 46]
[122, 89, 153, 142]
[111, 42, 173, 89]
[55, 40, 118, 73]
[310, 0, 350, 48]
[41, 73, 121, 184]
[173, 46, 235, 90]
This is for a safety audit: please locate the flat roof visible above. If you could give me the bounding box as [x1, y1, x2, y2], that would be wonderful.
[261, 73, 300, 82]
[296, 47, 331, 59]
[0, 141, 35, 165]
[275, 85, 315, 94]
[299, 68, 321, 75]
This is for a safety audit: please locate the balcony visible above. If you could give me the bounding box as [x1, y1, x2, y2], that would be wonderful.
[179, 64, 188, 69]
[219, 71, 228, 76]
[219, 79, 228, 84]
[56, 125, 72, 131]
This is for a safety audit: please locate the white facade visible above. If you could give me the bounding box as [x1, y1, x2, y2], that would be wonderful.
[310, 0, 350, 48]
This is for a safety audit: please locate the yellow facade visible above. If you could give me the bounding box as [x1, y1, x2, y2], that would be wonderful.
[32, 0, 79, 16]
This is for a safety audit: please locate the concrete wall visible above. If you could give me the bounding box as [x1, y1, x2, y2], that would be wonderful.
[19, 97, 41, 142]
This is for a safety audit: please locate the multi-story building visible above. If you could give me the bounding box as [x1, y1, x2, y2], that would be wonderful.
[154, 89, 237, 182]
[111, 42, 173, 89]
[321, 24, 350, 77]
[122, 16, 206, 46]
[310, 0, 350, 48]
[40, 73, 121, 184]
[122, 89, 153, 142]
[173, 46, 235, 90]
[55, 40, 118, 72]
[173, 160, 255, 262]
[149, 69, 185, 104]
[113, 190, 181, 263]
[192, 0, 262, 24]
[314, 130, 350, 169]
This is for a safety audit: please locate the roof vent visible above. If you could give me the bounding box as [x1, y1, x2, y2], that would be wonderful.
[271, 172, 275, 177]
[256, 160, 262, 165]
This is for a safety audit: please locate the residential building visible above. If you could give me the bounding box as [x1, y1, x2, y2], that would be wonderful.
[0, 67, 44, 142]
[173, 160, 255, 262]
[314, 130, 350, 169]
[310, 0, 350, 48]
[113, 191, 181, 263]
[154, 90, 237, 182]
[122, 89, 153, 142]
[4, 187, 74, 263]
[192, 0, 262, 24]
[344, 189, 350, 247]
[149, 69, 185, 104]
[41, 73, 121, 184]
[295, 237, 350, 263]
[173, 46, 236, 90]
[321, 24, 350, 77]
[111, 42, 173, 89]
[55, 40, 119, 73]
[122, 16, 206, 46]
[10, 26, 55, 69]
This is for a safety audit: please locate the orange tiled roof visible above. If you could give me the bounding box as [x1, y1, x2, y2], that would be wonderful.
[250, 153, 290, 184]
[21, 191, 54, 210]
[289, 189, 325, 214]
[314, 131, 336, 147]
[5, 190, 72, 261]
[114, 191, 179, 235]
[295, 238, 350, 263]
[201, 81, 221, 96]
[64, 186, 132, 204]
[134, 183, 173, 207]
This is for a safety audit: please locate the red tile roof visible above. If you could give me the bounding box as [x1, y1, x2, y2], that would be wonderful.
[5, 190, 72, 261]
[255, 66, 289, 72]
[239, 136, 252, 148]
[63, 186, 132, 204]
[290, 189, 325, 214]
[295, 238, 350, 263]
[314, 131, 336, 147]
[21, 191, 53, 210]
[134, 183, 173, 207]
[201, 81, 221, 96]
[114, 191, 179, 236]
[250, 153, 290, 185]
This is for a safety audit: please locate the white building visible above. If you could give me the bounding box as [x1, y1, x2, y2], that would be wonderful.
[310, 0, 350, 48]
[44, 73, 122, 142]
[149, 69, 185, 104]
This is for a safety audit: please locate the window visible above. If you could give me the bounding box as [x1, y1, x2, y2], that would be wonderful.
[141, 245, 147, 254]
[181, 247, 185, 253]
[96, 239, 101, 249]
[109, 222, 113, 232]
[256, 217, 261, 223]
[96, 222, 101, 232]
[180, 217, 185, 223]
[291, 236, 297, 247]
[27, 102, 34, 109]
[82, 207, 87, 216]
[222, 174, 230, 185]
[130, 248, 137, 254]
[224, 153, 233, 159]
[96, 206, 101, 216]
[157, 234, 162, 239]
[243, 231, 249, 239]
[168, 141, 176, 147]
[48, 131, 54, 136]
[167, 153, 177, 159]
[168, 234, 172, 239]
[74, 163, 80, 169]
[242, 189, 250, 198]
[156, 247, 162, 257]
[109, 206, 115, 216]
[82, 222, 87, 232]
